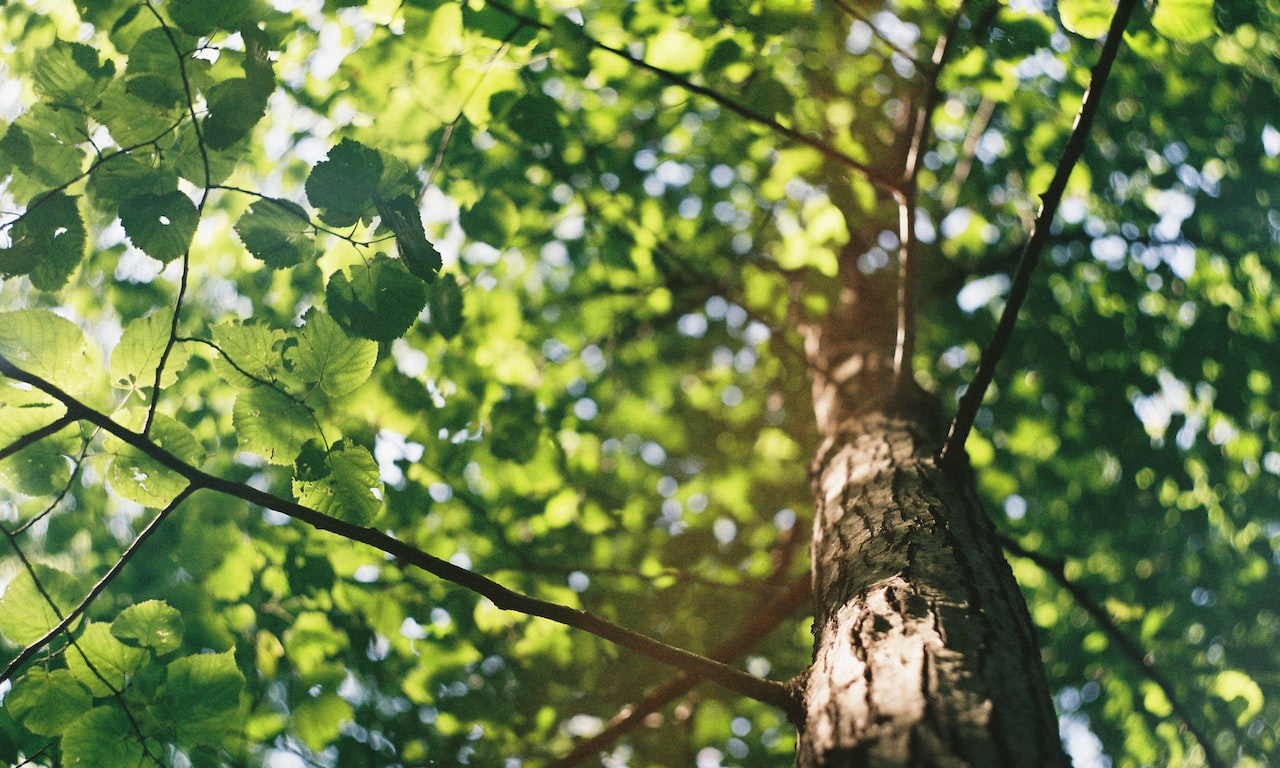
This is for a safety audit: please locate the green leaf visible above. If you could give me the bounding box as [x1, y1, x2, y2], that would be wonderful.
[33, 39, 115, 104]
[85, 151, 180, 214]
[459, 190, 519, 247]
[202, 77, 270, 150]
[110, 312, 189, 392]
[111, 600, 184, 654]
[66, 622, 150, 697]
[290, 692, 354, 752]
[0, 308, 90, 386]
[326, 254, 428, 342]
[167, 0, 253, 35]
[427, 273, 464, 340]
[292, 439, 383, 524]
[107, 413, 202, 508]
[1151, 0, 1216, 43]
[233, 385, 320, 464]
[0, 192, 86, 290]
[646, 28, 707, 74]
[61, 706, 145, 768]
[234, 198, 315, 268]
[490, 391, 541, 462]
[305, 138, 383, 227]
[286, 308, 378, 398]
[119, 191, 199, 263]
[91, 78, 181, 146]
[507, 94, 561, 145]
[374, 193, 441, 282]
[7, 669, 93, 737]
[0, 383, 76, 497]
[0, 565, 81, 646]
[1058, 0, 1117, 38]
[125, 27, 190, 107]
[210, 320, 287, 387]
[155, 650, 245, 734]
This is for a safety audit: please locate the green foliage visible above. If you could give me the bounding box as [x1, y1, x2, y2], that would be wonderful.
[0, 0, 1276, 765]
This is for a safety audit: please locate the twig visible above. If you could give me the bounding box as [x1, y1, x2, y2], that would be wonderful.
[0, 353, 797, 714]
[938, 0, 1138, 468]
[482, 0, 895, 194]
[0, 414, 76, 462]
[1001, 535, 1228, 768]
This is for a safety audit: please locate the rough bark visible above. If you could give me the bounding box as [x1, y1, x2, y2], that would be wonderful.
[794, 273, 1067, 767]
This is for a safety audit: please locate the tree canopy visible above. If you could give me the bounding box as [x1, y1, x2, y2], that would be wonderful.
[0, 0, 1277, 766]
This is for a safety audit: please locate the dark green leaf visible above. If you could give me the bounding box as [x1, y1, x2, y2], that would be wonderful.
[0, 192, 86, 290]
[85, 151, 179, 214]
[202, 77, 270, 150]
[490, 391, 541, 462]
[33, 39, 114, 104]
[292, 439, 383, 524]
[374, 193, 441, 281]
[0, 114, 85, 193]
[167, 0, 253, 36]
[458, 190, 519, 247]
[326, 254, 428, 342]
[234, 198, 314, 268]
[125, 28, 190, 107]
[294, 438, 330, 481]
[304, 138, 383, 227]
[426, 272, 464, 340]
[119, 191, 199, 263]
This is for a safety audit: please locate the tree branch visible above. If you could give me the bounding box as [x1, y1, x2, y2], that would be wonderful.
[1001, 535, 1229, 768]
[0, 414, 76, 463]
[481, 0, 895, 193]
[0, 354, 796, 715]
[938, 0, 1138, 469]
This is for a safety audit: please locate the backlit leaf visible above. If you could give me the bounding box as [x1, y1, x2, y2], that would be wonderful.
[7, 669, 93, 737]
[111, 600, 184, 654]
[234, 198, 315, 269]
[326, 254, 427, 342]
[66, 622, 148, 697]
[286, 308, 378, 398]
[110, 312, 189, 392]
[292, 439, 383, 524]
[0, 565, 81, 646]
[233, 385, 320, 464]
[107, 413, 202, 507]
[0, 192, 86, 290]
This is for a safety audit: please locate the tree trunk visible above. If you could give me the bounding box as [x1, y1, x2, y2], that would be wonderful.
[794, 273, 1068, 767]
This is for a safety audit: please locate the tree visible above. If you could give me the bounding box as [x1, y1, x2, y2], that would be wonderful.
[0, 0, 1275, 765]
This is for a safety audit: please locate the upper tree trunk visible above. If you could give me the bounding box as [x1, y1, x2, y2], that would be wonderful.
[794, 272, 1067, 767]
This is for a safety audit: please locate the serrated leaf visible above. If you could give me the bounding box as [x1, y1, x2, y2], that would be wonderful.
[0, 565, 81, 646]
[427, 273, 464, 340]
[66, 622, 149, 697]
[110, 312, 189, 392]
[286, 308, 378, 398]
[111, 600, 184, 654]
[92, 78, 181, 146]
[34, 39, 115, 104]
[0, 384, 75, 497]
[290, 692, 354, 752]
[202, 77, 270, 150]
[305, 138, 383, 227]
[294, 438, 330, 481]
[7, 669, 93, 737]
[155, 650, 244, 729]
[0, 308, 90, 385]
[1151, 0, 1215, 43]
[61, 706, 145, 768]
[119, 191, 199, 263]
[0, 192, 86, 290]
[85, 151, 179, 214]
[211, 320, 287, 387]
[234, 198, 314, 268]
[168, 0, 253, 35]
[169, 123, 238, 186]
[107, 413, 201, 508]
[293, 439, 382, 524]
[0, 112, 86, 197]
[1058, 0, 1117, 38]
[373, 193, 440, 281]
[125, 28, 190, 107]
[233, 385, 320, 464]
[326, 254, 427, 342]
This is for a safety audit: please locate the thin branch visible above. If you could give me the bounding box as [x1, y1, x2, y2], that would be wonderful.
[1001, 535, 1229, 768]
[938, 0, 1138, 469]
[0, 354, 796, 714]
[481, 0, 895, 193]
[893, 2, 969, 391]
[548, 574, 811, 767]
[0, 414, 75, 463]
[0, 486, 194, 685]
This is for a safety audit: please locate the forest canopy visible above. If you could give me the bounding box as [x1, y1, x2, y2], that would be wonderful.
[0, 0, 1277, 766]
